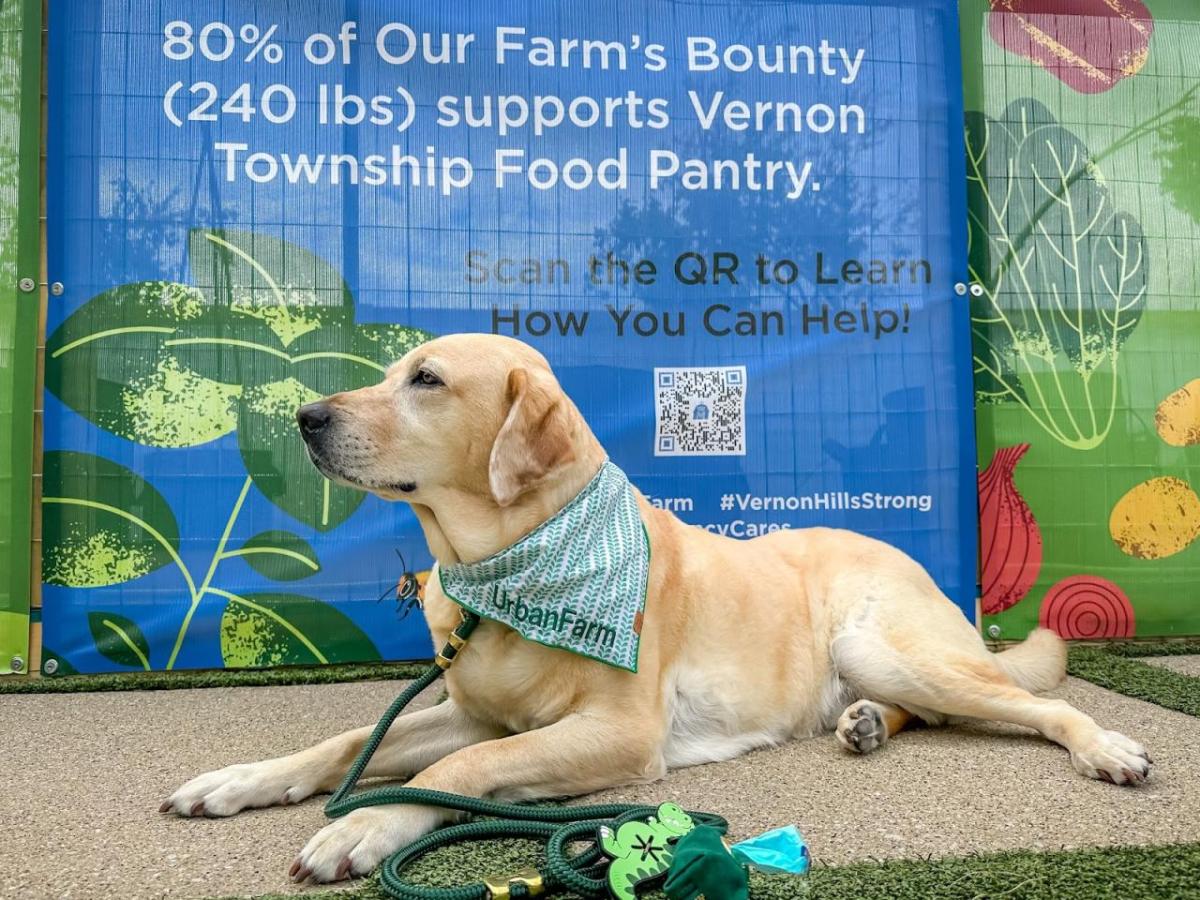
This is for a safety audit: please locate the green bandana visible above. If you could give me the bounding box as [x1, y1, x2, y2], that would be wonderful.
[436, 461, 650, 672]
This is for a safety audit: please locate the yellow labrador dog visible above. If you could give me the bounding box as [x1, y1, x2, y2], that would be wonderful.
[162, 333, 1151, 882]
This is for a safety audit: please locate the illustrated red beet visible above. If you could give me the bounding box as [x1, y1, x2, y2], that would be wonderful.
[979, 444, 1043, 615]
[1039, 575, 1135, 639]
[988, 0, 1153, 95]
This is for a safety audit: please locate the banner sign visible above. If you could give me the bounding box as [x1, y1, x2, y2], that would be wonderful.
[45, 0, 975, 673]
[964, 0, 1200, 640]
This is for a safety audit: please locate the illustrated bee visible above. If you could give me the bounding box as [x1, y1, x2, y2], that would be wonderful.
[379, 549, 428, 620]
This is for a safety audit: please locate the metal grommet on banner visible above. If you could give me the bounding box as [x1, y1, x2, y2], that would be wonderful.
[954, 282, 967, 295]
[987, 624, 1002, 639]
[51, 281, 65, 296]
[969, 283, 984, 297]
[9, 655, 25, 672]
[42, 658, 59, 675]
[17, 277, 35, 293]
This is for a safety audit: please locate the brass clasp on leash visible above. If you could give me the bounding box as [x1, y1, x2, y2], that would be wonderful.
[435, 611, 473, 669]
[482, 866, 544, 898]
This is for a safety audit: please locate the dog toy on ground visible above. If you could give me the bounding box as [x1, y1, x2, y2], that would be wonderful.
[598, 802, 697, 899]
[663, 824, 751, 900]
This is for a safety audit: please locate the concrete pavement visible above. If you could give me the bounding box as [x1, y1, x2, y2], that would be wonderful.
[2, 672, 1198, 900]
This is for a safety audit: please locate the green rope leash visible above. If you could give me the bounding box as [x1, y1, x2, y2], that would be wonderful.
[323, 610, 728, 899]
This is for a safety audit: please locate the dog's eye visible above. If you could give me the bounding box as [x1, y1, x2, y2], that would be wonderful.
[412, 368, 442, 387]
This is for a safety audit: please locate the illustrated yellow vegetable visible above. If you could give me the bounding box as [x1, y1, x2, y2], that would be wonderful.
[1155, 378, 1200, 447]
[1110, 476, 1200, 560]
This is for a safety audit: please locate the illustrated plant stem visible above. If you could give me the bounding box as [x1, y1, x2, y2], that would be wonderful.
[206, 587, 328, 663]
[164, 475, 253, 670]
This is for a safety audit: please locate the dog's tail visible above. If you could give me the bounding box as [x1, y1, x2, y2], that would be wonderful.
[993, 627, 1067, 694]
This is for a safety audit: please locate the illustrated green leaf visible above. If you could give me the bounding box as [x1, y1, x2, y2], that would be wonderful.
[42, 451, 182, 588]
[965, 99, 1148, 450]
[353, 322, 435, 370]
[236, 379, 365, 531]
[282, 317, 429, 396]
[218, 592, 381, 668]
[232, 530, 321, 581]
[189, 228, 352, 348]
[45, 281, 241, 447]
[87, 611, 151, 669]
[162, 308, 292, 387]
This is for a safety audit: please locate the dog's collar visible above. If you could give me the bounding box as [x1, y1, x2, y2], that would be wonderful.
[435, 460, 649, 672]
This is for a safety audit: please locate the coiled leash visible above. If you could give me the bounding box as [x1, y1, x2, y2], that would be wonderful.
[323, 609, 731, 899]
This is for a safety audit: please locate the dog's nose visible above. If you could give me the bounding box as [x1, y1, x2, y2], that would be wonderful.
[296, 402, 332, 438]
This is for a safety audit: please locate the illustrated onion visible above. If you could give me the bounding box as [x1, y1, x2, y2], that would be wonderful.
[979, 443, 1043, 615]
[1039, 575, 1135, 639]
[988, 0, 1153, 95]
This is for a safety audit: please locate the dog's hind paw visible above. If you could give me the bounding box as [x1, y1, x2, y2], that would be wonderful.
[1071, 730, 1153, 786]
[836, 700, 888, 754]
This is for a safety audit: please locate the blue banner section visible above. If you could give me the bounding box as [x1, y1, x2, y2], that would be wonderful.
[45, 0, 974, 673]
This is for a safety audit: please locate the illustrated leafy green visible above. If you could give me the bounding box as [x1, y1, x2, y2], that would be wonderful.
[217, 592, 382, 668]
[44, 230, 432, 529]
[43, 230, 420, 670]
[42, 451, 182, 588]
[87, 611, 152, 670]
[234, 530, 321, 582]
[966, 99, 1148, 450]
[45, 282, 241, 447]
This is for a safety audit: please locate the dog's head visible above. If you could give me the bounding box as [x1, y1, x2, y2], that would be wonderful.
[296, 333, 584, 508]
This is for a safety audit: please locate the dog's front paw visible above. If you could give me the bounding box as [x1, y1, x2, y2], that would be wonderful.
[160, 759, 318, 818]
[291, 805, 444, 882]
[836, 699, 888, 754]
[1071, 729, 1153, 786]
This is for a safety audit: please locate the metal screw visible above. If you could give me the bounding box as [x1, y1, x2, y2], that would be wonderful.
[954, 282, 967, 296]
[987, 624, 1002, 639]
[969, 283, 984, 297]
[42, 658, 59, 675]
[50, 281, 64, 296]
[17, 277, 35, 293]
[9, 655, 24, 673]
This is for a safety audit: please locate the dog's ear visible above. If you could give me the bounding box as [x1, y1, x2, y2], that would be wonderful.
[489, 367, 576, 507]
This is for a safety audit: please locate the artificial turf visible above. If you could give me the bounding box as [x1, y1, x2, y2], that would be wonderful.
[1066, 647, 1200, 718]
[224, 840, 1200, 900]
[0, 660, 427, 694]
[8, 642, 1200, 722]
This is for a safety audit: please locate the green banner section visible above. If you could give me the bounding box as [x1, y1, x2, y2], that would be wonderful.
[964, 0, 1200, 639]
[0, 0, 41, 674]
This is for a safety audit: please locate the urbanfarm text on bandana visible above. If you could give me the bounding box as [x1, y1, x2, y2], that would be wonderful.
[436, 461, 650, 671]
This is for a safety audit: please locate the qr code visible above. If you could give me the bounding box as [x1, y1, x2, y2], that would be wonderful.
[654, 366, 747, 456]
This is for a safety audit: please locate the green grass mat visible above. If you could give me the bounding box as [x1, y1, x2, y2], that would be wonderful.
[5, 642, 1200, 712]
[0, 661, 428, 694]
[1093, 640, 1200, 658]
[1067, 647, 1200, 718]
[225, 840, 1200, 900]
